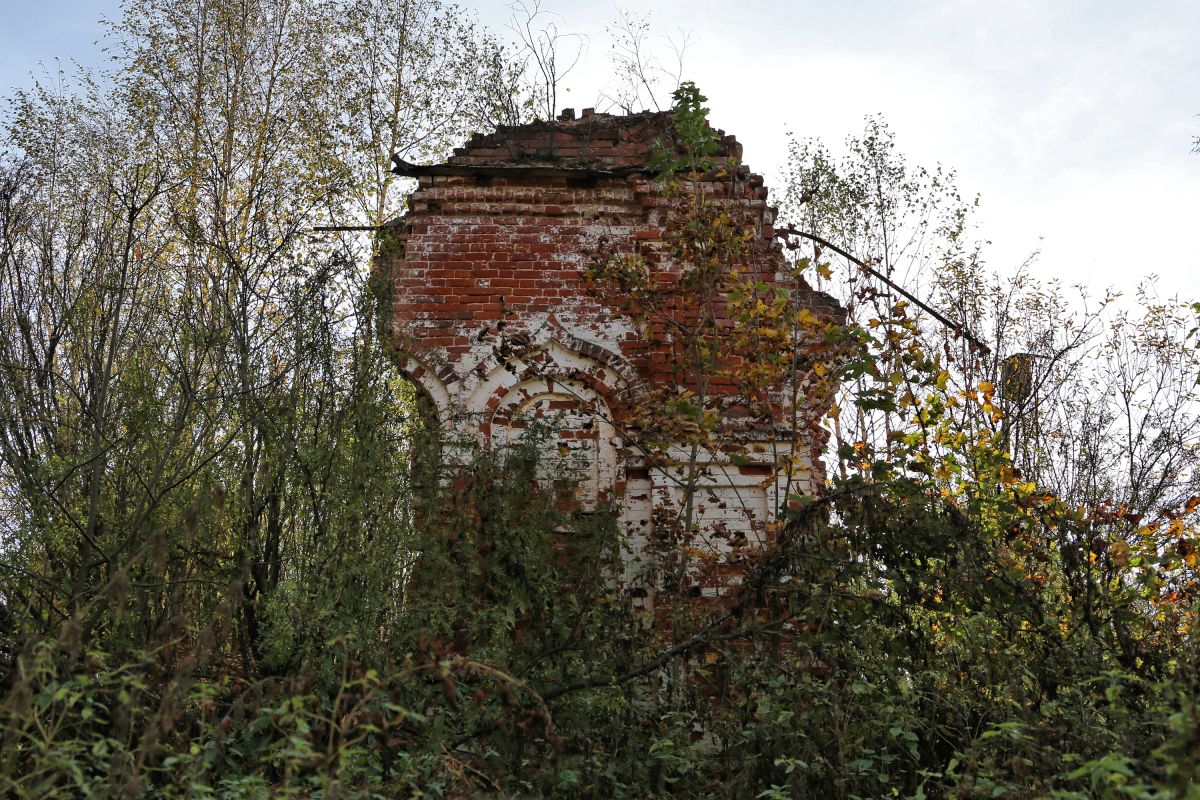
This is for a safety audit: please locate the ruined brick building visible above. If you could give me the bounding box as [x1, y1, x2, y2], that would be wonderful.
[375, 108, 843, 598]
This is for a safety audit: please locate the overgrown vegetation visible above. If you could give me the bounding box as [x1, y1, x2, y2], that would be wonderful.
[1, 2, 1198, 797]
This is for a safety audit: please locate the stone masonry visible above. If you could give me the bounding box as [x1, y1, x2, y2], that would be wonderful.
[376, 108, 843, 601]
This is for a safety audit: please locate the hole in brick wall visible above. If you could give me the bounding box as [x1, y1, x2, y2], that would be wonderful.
[566, 175, 598, 189]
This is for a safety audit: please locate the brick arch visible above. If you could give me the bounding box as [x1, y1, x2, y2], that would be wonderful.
[394, 354, 452, 428]
[487, 374, 614, 431]
[542, 315, 641, 388]
[463, 337, 631, 427]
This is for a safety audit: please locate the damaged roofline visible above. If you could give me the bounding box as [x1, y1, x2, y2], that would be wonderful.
[391, 154, 655, 180]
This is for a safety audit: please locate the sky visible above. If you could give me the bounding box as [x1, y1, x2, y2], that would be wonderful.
[1, 0, 1197, 301]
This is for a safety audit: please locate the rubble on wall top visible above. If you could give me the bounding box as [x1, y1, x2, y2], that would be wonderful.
[392, 108, 744, 178]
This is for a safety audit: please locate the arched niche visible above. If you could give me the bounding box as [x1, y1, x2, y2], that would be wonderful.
[389, 354, 452, 488]
[485, 375, 619, 514]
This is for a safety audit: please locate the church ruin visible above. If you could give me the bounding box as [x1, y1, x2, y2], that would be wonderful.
[375, 108, 843, 600]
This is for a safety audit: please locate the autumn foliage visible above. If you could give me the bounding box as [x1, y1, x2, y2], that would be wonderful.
[1, 4, 1199, 798]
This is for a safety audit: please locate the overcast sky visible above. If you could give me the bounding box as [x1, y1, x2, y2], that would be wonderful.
[2, 0, 1196, 300]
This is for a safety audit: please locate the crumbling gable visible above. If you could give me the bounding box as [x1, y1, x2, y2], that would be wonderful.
[377, 107, 843, 599]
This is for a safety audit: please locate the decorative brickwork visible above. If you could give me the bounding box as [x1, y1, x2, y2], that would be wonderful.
[377, 108, 844, 602]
